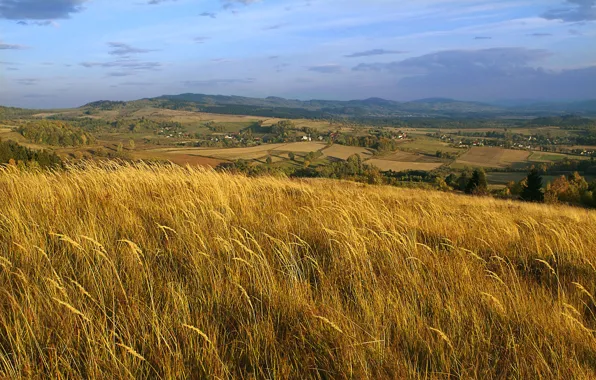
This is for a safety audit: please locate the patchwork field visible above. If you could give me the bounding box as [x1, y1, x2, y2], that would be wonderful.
[166, 145, 282, 160]
[6, 106, 594, 179]
[365, 159, 443, 172]
[145, 142, 329, 162]
[454, 147, 531, 168]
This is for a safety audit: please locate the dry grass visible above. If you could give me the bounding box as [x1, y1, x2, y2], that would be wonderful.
[1, 162, 596, 378]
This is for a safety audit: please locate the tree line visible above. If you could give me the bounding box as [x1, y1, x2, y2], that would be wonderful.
[16, 120, 95, 147]
[507, 170, 596, 207]
[0, 139, 62, 168]
[219, 153, 596, 209]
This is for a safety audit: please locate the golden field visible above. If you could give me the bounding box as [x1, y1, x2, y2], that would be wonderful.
[1, 163, 596, 378]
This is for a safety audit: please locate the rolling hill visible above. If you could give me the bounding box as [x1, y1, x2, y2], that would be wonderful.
[77, 94, 596, 119]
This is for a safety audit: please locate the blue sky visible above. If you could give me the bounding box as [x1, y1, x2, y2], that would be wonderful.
[0, 0, 595, 108]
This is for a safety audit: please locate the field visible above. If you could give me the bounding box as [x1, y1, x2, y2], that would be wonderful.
[323, 144, 372, 160]
[529, 151, 575, 162]
[131, 150, 225, 167]
[378, 150, 445, 163]
[398, 137, 463, 155]
[365, 159, 443, 172]
[454, 147, 531, 168]
[162, 145, 285, 161]
[1, 163, 596, 378]
[276, 141, 327, 153]
[365, 151, 444, 173]
[143, 142, 328, 163]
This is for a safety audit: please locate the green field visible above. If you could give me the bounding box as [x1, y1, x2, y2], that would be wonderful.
[529, 151, 581, 162]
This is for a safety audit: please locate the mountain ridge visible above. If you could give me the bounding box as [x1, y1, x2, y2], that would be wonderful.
[3, 94, 596, 119]
[147, 94, 596, 117]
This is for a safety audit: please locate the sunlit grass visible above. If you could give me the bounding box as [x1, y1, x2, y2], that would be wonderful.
[1, 162, 596, 378]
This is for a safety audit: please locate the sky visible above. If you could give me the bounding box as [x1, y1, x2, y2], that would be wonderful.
[0, 0, 595, 108]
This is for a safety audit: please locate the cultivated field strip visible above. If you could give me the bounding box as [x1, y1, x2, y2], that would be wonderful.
[456, 147, 531, 168]
[365, 159, 443, 171]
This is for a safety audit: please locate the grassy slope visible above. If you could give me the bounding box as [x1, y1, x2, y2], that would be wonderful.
[1, 164, 596, 378]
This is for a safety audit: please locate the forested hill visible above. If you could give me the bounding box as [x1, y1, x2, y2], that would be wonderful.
[80, 94, 596, 119]
[3, 96, 596, 120]
[0, 106, 39, 120]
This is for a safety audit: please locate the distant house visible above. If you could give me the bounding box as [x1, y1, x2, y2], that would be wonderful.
[302, 135, 312, 141]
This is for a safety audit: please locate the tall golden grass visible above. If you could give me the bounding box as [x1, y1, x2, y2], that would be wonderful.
[1, 162, 596, 378]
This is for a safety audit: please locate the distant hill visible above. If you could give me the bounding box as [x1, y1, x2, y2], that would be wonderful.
[83, 100, 127, 110]
[0, 105, 39, 120]
[525, 114, 596, 128]
[49, 94, 596, 119]
[142, 94, 505, 118]
[494, 99, 596, 116]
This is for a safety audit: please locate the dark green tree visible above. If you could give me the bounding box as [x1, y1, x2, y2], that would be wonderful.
[347, 154, 363, 175]
[521, 168, 544, 202]
[458, 170, 471, 191]
[445, 173, 458, 189]
[466, 169, 488, 195]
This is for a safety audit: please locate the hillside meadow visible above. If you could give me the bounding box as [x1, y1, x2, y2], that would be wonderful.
[1, 163, 596, 378]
